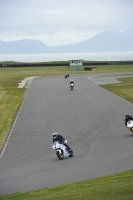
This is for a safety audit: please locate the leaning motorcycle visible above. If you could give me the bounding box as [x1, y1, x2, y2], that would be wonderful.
[52, 141, 74, 160]
[65, 74, 69, 79]
[127, 120, 133, 132]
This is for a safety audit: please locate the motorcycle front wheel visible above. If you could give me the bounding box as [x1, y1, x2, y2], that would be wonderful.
[56, 150, 64, 160]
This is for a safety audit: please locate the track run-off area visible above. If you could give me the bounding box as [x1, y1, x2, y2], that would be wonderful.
[0, 73, 133, 195]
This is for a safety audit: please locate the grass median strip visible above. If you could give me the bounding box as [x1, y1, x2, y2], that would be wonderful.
[0, 75, 25, 149]
[100, 77, 133, 103]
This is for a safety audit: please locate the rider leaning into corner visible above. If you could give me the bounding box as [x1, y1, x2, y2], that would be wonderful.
[53, 132, 71, 151]
[125, 114, 133, 127]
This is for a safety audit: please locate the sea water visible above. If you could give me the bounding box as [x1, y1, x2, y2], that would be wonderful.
[0, 52, 133, 62]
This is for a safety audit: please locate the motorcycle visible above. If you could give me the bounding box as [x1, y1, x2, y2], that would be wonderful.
[70, 83, 74, 90]
[127, 120, 133, 132]
[52, 141, 74, 160]
[65, 74, 69, 79]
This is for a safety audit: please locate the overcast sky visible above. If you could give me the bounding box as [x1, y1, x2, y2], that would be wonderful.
[0, 0, 133, 46]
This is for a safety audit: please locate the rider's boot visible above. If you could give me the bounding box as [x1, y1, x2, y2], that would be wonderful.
[65, 145, 71, 152]
[67, 146, 72, 153]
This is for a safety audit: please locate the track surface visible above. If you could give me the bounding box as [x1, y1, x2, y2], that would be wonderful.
[0, 74, 133, 195]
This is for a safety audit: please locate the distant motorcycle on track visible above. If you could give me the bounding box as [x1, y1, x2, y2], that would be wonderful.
[65, 74, 69, 79]
[70, 83, 74, 90]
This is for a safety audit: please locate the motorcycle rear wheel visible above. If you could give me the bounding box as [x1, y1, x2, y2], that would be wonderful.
[69, 150, 74, 157]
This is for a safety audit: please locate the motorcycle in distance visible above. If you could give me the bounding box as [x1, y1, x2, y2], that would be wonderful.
[70, 83, 74, 90]
[65, 74, 69, 79]
[52, 141, 74, 160]
[126, 120, 133, 132]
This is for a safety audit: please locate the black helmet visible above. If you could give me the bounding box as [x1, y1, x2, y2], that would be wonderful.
[125, 114, 129, 118]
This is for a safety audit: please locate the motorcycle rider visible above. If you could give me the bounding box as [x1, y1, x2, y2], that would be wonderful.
[69, 79, 74, 87]
[53, 132, 71, 151]
[64, 74, 69, 79]
[125, 114, 133, 127]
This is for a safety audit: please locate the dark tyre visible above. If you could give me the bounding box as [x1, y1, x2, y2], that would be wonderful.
[69, 150, 74, 157]
[56, 150, 64, 160]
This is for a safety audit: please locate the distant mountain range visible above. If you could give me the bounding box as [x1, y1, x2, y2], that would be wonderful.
[0, 28, 133, 54]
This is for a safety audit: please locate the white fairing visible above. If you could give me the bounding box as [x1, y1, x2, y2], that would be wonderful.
[127, 120, 133, 128]
[70, 83, 74, 87]
[52, 141, 70, 157]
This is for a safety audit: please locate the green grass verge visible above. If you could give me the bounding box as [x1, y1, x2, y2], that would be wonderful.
[0, 170, 133, 200]
[100, 77, 133, 103]
[0, 64, 133, 199]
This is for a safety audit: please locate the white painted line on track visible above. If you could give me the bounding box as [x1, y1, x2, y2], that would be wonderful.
[75, 86, 81, 93]
[0, 83, 31, 159]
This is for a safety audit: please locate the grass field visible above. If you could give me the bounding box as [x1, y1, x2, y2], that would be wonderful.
[0, 63, 133, 199]
[100, 77, 133, 103]
[0, 170, 133, 200]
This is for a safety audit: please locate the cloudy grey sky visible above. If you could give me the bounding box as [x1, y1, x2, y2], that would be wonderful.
[0, 0, 133, 46]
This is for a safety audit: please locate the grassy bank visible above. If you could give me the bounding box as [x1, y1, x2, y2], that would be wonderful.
[100, 77, 133, 103]
[0, 170, 133, 200]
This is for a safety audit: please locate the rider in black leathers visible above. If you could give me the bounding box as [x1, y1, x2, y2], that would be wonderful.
[65, 74, 69, 79]
[125, 114, 133, 127]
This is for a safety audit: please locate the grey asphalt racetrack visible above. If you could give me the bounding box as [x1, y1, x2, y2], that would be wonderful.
[0, 74, 133, 195]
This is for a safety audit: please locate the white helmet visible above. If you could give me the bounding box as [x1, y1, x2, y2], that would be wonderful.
[53, 132, 58, 139]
